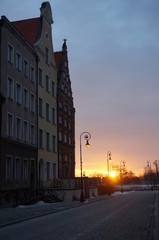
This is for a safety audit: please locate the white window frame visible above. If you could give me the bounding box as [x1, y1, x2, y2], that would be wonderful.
[46, 161, 51, 180]
[52, 81, 56, 97]
[39, 67, 43, 86]
[16, 116, 22, 140]
[8, 43, 14, 64]
[30, 93, 35, 113]
[23, 88, 29, 109]
[46, 75, 50, 93]
[30, 124, 35, 145]
[39, 128, 44, 148]
[16, 82, 22, 104]
[7, 112, 14, 137]
[39, 97, 44, 117]
[46, 102, 50, 122]
[52, 107, 56, 125]
[15, 157, 21, 181]
[46, 132, 50, 151]
[6, 155, 13, 181]
[30, 65, 35, 83]
[24, 59, 29, 78]
[23, 158, 28, 181]
[16, 51, 22, 71]
[52, 135, 57, 153]
[7, 76, 14, 100]
[23, 120, 29, 142]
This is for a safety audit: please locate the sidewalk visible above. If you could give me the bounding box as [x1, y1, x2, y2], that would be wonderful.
[0, 195, 110, 227]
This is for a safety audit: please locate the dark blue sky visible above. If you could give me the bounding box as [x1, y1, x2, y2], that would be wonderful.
[1, 0, 159, 176]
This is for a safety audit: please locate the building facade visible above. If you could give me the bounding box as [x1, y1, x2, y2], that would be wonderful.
[55, 40, 75, 178]
[12, 2, 58, 188]
[0, 16, 38, 195]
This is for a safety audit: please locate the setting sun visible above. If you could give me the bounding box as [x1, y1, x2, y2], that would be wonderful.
[109, 171, 116, 178]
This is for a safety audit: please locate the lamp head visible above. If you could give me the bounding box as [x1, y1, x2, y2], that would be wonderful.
[85, 139, 90, 148]
[109, 153, 112, 161]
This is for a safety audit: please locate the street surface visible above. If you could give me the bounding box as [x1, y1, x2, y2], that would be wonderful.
[0, 191, 158, 240]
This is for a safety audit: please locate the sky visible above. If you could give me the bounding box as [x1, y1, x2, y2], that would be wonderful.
[1, 0, 159, 176]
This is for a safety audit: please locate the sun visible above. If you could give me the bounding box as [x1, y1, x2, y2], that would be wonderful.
[109, 171, 116, 178]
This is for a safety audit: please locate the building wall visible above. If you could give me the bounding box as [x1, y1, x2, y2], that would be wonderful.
[36, 3, 58, 187]
[56, 41, 75, 179]
[0, 17, 37, 190]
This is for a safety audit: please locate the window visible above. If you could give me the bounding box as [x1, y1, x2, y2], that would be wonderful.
[7, 77, 14, 100]
[64, 105, 67, 112]
[61, 83, 64, 91]
[69, 136, 71, 145]
[46, 162, 51, 180]
[69, 109, 72, 116]
[16, 117, 21, 140]
[46, 103, 50, 121]
[15, 157, 21, 181]
[6, 156, 13, 181]
[39, 129, 44, 148]
[16, 52, 22, 71]
[23, 159, 28, 180]
[8, 43, 14, 64]
[46, 132, 50, 151]
[46, 75, 50, 92]
[64, 134, 67, 143]
[59, 131, 62, 141]
[45, 47, 50, 64]
[24, 88, 29, 109]
[30, 93, 35, 112]
[53, 135, 56, 153]
[53, 163, 57, 179]
[39, 68, 43, 86]
[69, 121, 71, 130]
[7, 113, 13, 137]
[59, 101, 63, 109]
[23, 121, 29, 142]
[63, 72, 66, 79]
[52, 108, 56, 125]
[64, 119, 67, 128]
[52, 81, 56, 97]
[30, 66, 35, 83]
[30, 124, 35, 145]
[39, 98, 43, 117]
[59, 115, 62, 124]
[24, 59, 29, 77]
[16, 83, 22, 104]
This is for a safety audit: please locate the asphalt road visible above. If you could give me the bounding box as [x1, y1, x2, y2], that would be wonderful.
[0, 191, 157, 240]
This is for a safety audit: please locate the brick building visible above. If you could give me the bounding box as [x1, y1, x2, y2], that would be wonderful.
[55, 40, 75, 178]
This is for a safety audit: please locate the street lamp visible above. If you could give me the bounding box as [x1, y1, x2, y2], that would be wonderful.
[80, 131, 91, 202]
[120, 160, 126, 192]
[107, 151, 112, 177]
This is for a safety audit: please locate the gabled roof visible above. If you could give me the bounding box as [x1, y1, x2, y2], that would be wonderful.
[12, 17, 40, 46]
[54, 51, 62, 70]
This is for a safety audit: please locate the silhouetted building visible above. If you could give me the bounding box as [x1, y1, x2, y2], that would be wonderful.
[0, 16, 38, 199]
[12, 2, 58, 187]
[55, 40, 75, 178]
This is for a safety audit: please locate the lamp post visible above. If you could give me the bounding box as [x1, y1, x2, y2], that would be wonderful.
[147, 161, 151, 186]
[80, 131, 91, 202]
[107, 151, 112, 177]
[120, 160, 126, 192]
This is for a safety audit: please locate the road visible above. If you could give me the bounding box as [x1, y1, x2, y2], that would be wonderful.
[0, 191, 157, 240]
